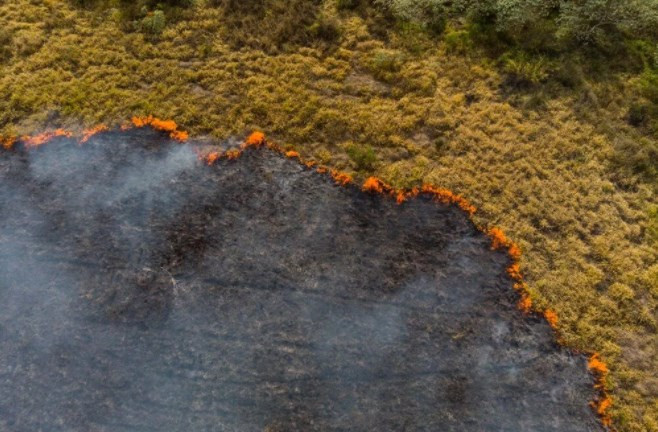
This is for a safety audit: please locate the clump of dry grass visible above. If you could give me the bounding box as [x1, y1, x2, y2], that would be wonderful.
[0, 1, 656, 430]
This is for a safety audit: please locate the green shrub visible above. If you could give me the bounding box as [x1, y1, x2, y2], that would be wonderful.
[346, 143, 377, 171]
[375, 0, 447, 35]
[443, 28, 472, 54]
[368, 49, 405, 82]
[140, 10, 166, 34]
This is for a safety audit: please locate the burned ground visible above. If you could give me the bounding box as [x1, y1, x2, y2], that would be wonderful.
[0, 130, 602, 431]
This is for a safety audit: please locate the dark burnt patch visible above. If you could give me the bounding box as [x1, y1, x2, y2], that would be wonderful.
[0, 129, 603, 431]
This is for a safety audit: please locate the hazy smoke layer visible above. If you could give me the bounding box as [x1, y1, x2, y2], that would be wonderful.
[0, 130, 602, 431]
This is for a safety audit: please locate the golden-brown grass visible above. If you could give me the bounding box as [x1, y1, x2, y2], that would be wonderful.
[0, 1, 656, 430]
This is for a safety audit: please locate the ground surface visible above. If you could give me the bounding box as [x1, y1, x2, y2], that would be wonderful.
[0, 2, 655, 429]
[0, 130, 602, 431]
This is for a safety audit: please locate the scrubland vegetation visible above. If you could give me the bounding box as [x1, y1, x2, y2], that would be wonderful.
[0, 0, 656, 430]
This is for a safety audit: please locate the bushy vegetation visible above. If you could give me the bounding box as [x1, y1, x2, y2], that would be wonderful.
[375, 0, 658, 48]
[1, 1, 657, 430]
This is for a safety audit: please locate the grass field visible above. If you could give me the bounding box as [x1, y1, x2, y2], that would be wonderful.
[0, 1, 656, 430]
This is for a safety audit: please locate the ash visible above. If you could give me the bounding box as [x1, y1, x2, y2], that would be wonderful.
[0, 130, 602, 431]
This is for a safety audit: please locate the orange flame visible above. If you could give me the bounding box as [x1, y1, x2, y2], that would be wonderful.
[543, 309, 558, 329]
[130, 116, 188, 141]
[508, 243, 522, 261]
[1, 136, 16, 150]
[362, 177, 386, 194]
[80, 125, 109, 143]
[285, 150, 300, 159]
[330, 169, 352, 186]
[489, 227, 509, 250]
[243, 131, 266, 149]
[24, 129, 73, 148]
[518, 293, 533, 314]
[588, 353, 613, 427]
[507, 263, 522, 281]
[206, 152, 220, 166]
[588, 353, 609, 376]
[421, 184, 477, 215]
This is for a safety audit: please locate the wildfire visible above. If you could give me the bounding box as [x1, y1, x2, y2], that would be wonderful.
[24, 129, 73, 148]
[330, 169, 352, 186]
[518, 293, 533, 314]
[507, 263, 522, 280]
[543, 309, 558, 329]
[489, 227, 509, 250]
[420, 184, 477, 216]
[588, 353, 613, 428]
[206, 152, 220, 165]
[1, 136, 16, 150]
[243, 131, 266, 148]
[362, 177, 386, 194]
[588, 353, 609, 376]
[285, 150, 300, 159]
[80, 124, 109, 144]
[130, 116, 189, 141]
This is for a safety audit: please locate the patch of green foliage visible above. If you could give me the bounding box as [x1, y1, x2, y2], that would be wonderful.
[346, 142, 377, 171]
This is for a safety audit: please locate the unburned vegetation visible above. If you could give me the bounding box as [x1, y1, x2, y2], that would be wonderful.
[0, 0, 656, 430]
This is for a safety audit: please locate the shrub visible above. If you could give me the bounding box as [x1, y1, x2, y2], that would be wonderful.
[374, 0, 448, 35]
[443, 28, 472, 54]
[368, 49, 405, 82]
[346, 143, 377, 171]
[140, 10, 166, 35]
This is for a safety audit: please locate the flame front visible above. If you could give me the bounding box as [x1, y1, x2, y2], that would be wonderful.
[24, 129, 73, 148]
[588, 353, 613, 427]
[80, 125, 109, 144]
[130, 116, 188, 141]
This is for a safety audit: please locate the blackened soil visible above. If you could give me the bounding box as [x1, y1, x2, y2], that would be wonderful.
[0, 130, 603, 431]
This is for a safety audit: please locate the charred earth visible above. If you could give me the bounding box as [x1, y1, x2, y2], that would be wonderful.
[0, 129, 603, 431]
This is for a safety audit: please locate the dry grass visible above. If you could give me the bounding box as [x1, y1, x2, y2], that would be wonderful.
[0, 1, 656, 430]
